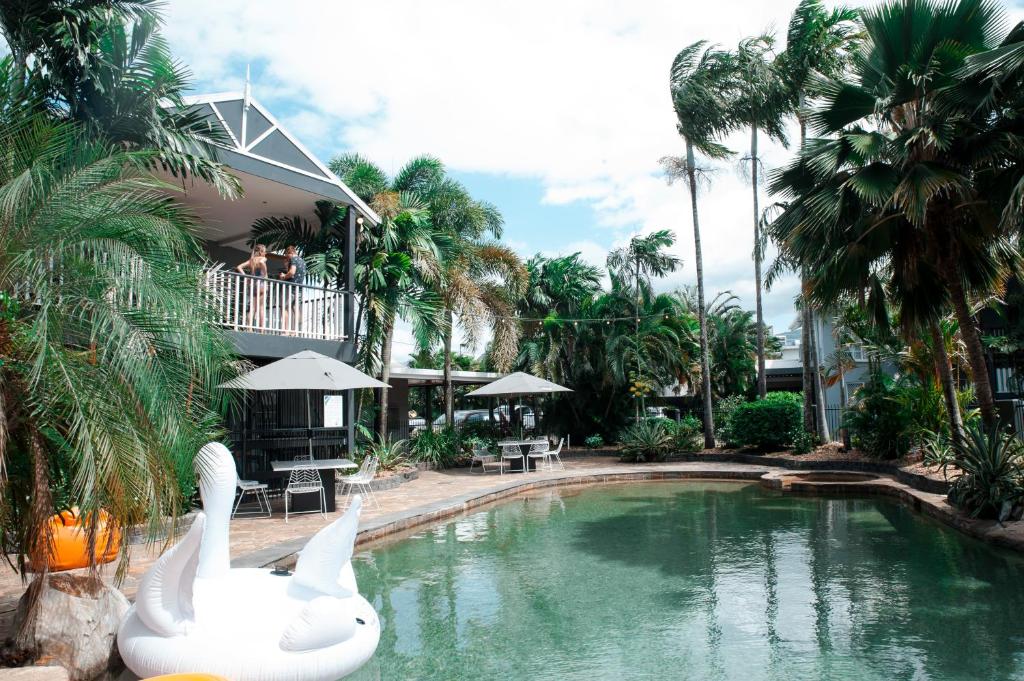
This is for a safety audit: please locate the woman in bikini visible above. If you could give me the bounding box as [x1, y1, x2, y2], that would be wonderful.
[236, 244, 268, 330]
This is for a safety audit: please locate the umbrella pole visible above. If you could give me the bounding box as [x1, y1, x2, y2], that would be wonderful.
[306, 391, 313, 460]
[518, 396, 523, 440]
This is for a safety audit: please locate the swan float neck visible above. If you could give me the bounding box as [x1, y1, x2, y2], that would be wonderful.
[196, 442, 236, 579]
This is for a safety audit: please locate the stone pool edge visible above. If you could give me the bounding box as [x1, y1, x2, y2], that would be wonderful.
[234, 463, 1024, 570]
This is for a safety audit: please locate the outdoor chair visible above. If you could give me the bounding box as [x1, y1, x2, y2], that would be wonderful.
[470, 446, 503, 474]
[527, 439, 551, 471]
[284, 462, 326, 523]
[500, 443, 525, 475]
[232, 479, 272, 518]
[340, 455, 379, 509]
[548, 437, 565, 471]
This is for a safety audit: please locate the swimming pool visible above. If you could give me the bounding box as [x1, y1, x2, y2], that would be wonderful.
[349, 481, 1024, 680]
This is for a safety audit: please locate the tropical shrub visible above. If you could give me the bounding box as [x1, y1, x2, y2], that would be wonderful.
[460, 421, 499, 454]
[792, 429, 819, 456]
[729, 392, 802, 450]
[409, 426, 461, 469]
[948, 424, 1024, 520]
[362, 437, 409, 472]
[716, 395, 747, 447]
[584, 434, 605, 449]
[921, 430, 956, 478]
[663, 415, 703, 451]
[845, 374, 913, 459]
[619, 420, 674, 463]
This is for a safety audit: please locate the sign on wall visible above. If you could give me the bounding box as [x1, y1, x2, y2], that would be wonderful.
[323, 395, 345, 428]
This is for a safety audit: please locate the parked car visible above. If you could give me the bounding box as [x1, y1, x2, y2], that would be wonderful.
[431, 410, 499, 429]
[429, 406, 538, 431]
[496, 405, 536, 430]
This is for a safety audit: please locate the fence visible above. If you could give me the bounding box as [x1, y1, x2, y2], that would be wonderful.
[204, 267, 347, 341]
[386, 411, 547, 444]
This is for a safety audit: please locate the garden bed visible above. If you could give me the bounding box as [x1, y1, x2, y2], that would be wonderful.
[337, 466, 420, 494]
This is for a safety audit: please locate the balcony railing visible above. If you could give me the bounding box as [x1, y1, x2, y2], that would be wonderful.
[204, 267, 347, 341]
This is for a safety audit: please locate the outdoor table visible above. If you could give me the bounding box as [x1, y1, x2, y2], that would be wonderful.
[498, 440, 547, 473]
[271, 458, 357, 512]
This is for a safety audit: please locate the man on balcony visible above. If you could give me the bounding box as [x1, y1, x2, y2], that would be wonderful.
[279, 245, 307, 336]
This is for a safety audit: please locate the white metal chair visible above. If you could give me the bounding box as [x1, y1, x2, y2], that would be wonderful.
[527, 439, 551, 471]
[284, 463, 326, 523]
[548, 437, 565, 471]
[500, 443, 525, 475]
[340, 455, 379, 509]
[232, 479, 271, 518]
[470, 446, 503, 474]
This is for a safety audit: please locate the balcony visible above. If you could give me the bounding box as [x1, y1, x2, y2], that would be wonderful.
[204, 266, 347, 342]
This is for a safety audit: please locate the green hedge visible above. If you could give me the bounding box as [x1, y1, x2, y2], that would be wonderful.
[729, 392, 802, 450]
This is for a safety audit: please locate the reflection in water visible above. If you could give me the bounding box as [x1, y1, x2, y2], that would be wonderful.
[350, 482, 1024, 681]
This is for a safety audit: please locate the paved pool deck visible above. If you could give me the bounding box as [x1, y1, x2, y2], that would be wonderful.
[1, 454, 1022, 638]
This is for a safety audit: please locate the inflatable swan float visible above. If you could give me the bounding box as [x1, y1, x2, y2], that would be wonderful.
[117, 442, 380, 680]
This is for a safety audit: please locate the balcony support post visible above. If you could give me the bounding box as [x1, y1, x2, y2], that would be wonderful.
[345, 207, 358, 456]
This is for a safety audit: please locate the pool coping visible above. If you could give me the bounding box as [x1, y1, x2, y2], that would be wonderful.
[232, 462, 1024, 570]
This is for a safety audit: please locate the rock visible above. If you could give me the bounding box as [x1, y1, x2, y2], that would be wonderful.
[0, 667, 70, 681]
[12, 575, 129, 681]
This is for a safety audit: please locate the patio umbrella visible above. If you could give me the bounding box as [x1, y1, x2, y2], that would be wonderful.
[220, 350, 387, 459]
[466, 372, 572, 436]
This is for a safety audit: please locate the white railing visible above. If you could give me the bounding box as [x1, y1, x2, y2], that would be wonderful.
[204, 267, 347, 341]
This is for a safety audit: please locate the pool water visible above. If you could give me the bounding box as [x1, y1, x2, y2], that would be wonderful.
[349, 482, 1024, 681]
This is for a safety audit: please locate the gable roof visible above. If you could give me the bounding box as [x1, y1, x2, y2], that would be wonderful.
[180, 92, 380, 225]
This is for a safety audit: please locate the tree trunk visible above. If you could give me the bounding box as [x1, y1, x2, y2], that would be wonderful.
[798, 110, 814, 431]
[946, 272, 996, 426]
[929, 320, 964, 446]
[838, 367, 851, 450]
[809, 311, 830, 442]
[443, 309, 455, 425]
[801, 295, 814, 433]
[686, 139, 716, 448]
[356, 307, 377, 429]
[751, 124, 766, 399]
[634, 256, 642, 421]
[376, 317, 395, 440]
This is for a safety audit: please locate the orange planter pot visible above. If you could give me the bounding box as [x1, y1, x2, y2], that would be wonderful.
[29, 508, 121, 572]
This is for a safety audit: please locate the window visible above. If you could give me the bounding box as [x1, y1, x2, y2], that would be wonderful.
[847, 344, 868, 362]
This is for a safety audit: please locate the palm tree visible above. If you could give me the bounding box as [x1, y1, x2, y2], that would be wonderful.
[777, 0, 1018, 426]
[2, 10, 239, 198]
[607, 230, 682, 418]
[679, 289, 762, 399]
[0, 108, 238, 618]
[730, 34, 790, 399]
[361, 199, 442, 438]
[515, 253, 603, 381]
[663, 41, 735, 448]
[422, 179, 526, 423]
[777, 0, 860, 438]
[0, 0, 157, 73]
[300, 154, 449, 438]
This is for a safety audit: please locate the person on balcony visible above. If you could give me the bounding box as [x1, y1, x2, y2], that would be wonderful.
[279, 245, 306, 335]
[236, 244, 268, 330]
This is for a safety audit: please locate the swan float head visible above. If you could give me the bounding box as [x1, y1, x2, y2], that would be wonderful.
[117, 442, 380, 680]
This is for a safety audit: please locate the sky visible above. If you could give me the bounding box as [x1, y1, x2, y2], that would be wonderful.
[61, 1, 1024, 362]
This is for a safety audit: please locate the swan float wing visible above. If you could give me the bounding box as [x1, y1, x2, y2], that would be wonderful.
[134, 513, 204, 637]
[292, 496, 362, 597]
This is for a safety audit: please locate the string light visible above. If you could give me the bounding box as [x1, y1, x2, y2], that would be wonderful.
[461, 311, 682, 324]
